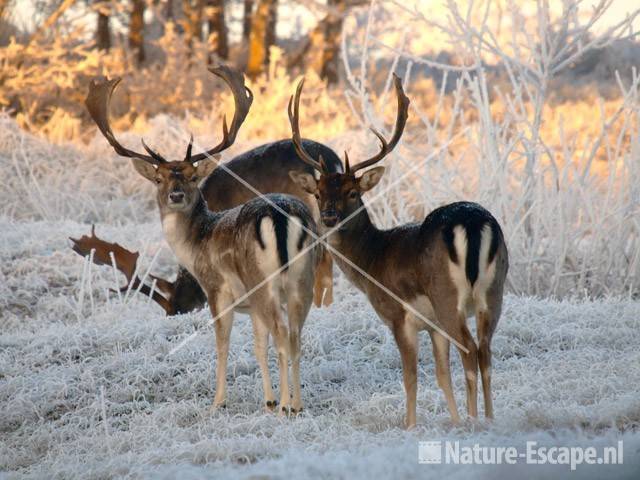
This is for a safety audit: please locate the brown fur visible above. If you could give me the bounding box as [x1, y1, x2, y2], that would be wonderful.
[291, 168, 508, 428]
[137, 159, 321, 415]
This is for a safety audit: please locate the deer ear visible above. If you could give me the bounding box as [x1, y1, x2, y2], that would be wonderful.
[194, 158, 218, 180]
[131, 159, 157, 182]
[357, 166, 385, 192]
[289, 170, 317, 195]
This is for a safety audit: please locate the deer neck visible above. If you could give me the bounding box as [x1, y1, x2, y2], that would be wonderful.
[160, 193, 215, 274]
[328, 203, 381, 279]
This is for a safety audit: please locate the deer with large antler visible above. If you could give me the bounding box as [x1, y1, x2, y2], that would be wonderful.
[85, 66, 322, 414]
[287, 75, 509, 428]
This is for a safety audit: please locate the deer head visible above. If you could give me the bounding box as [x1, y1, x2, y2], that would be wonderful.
[287, 75, 409, 227]
[85, 65, 253, 213]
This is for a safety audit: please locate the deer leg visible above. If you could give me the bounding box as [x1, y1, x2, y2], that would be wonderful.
[257, 298, 291, 416]
[251, 314, 276, 411]
[393, 317, 419, 429]
[313, 249, 333, 307]
[209, 294, 234, 411]
[457, 322, 479, 419]
[430, 331, 460, 423]
[477, 309, 495, 419]
[287, 297, 311, 413]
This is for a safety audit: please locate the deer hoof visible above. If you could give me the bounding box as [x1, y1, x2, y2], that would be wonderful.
[279, 405, 292, 417]
[209, 402, 226, 414]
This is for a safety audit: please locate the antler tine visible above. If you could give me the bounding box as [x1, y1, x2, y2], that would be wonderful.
[184, 134, 194, 162]
[85, 78, 164, 165]
[189, 65, 254, 163]
[287, 78, 325, 172]
[349, 74, 410, 173]
[141, 139, 167, 163]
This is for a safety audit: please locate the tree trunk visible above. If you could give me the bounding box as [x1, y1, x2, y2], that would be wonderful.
[165, 0, 174, 21]
[206, 0, 227, 60]
[242, 0, 253, 42]
[129, 0, 145, 65]
[96, 1, 111, 51]
[247, 0, 277, 78]
[317, 0, 345, 84]
[290, 0, 347, 84]
[265, 0, 276, 57]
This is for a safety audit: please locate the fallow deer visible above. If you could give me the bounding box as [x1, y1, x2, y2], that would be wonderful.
[85, 66, 322, 414]
[287, 75, 509, 428]
[170, 138, 343, 314]
[73, 139, 343, 316]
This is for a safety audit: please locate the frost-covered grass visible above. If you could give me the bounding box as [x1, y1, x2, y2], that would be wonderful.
[2, 2, 640, 475]
[1, 217, 640, 478]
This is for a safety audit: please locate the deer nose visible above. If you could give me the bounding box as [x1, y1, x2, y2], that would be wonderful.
[169, 191, 185, 203]
[322, 212, 338, 227]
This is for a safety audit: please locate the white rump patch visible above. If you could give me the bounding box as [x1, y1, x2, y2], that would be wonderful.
[286, 216, 306, 274]
[472, 224, 497, 311]
[256, 216, 281, 276]
[448, 225, 471, 314]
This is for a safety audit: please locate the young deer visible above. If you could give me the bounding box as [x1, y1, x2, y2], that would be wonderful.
[287, 75, 509, 428]
[85, 66, 321, 414]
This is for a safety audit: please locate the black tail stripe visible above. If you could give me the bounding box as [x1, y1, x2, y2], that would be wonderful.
[255, 214, 266, 249]
[465, 226, 481, 286]
[273, 209, 289, 270]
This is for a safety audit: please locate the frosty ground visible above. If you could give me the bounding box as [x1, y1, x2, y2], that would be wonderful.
[1, 218, 639, 479]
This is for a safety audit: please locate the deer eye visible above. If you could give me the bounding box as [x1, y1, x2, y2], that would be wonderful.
[314, 192, 320, 199]
[155, 178, 162, 184]
[348, 190, 358, 199]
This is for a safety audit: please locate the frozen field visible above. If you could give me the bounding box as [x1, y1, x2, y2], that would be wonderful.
[1, 0, 640, 476]
[1, 218, 639, 479]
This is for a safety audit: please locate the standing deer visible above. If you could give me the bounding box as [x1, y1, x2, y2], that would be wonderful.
[170, 138, 343, 314]
[287, 75, 509, 428]
[77, 139, 343, 316]
[85, 66, 321, 414]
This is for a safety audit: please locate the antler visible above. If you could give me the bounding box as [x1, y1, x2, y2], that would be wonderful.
[348, 74, 410, 173]
[85, 78, 166, 165]
[288, 78, 326, 173]
[86, 65, 252, 165]
[288, 74, 409, 175]
[189, 65, 254, 163]
[70, 226, 175, 315]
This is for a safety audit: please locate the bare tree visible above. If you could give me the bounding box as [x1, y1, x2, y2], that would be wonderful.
[129, 0, 145, 65]
[165, 0, 175, 21]
[206, 0, 227, 60]
[242, 0, 253, 42]
[95, 0, 111, 51]
[247, 0, 277, 78]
